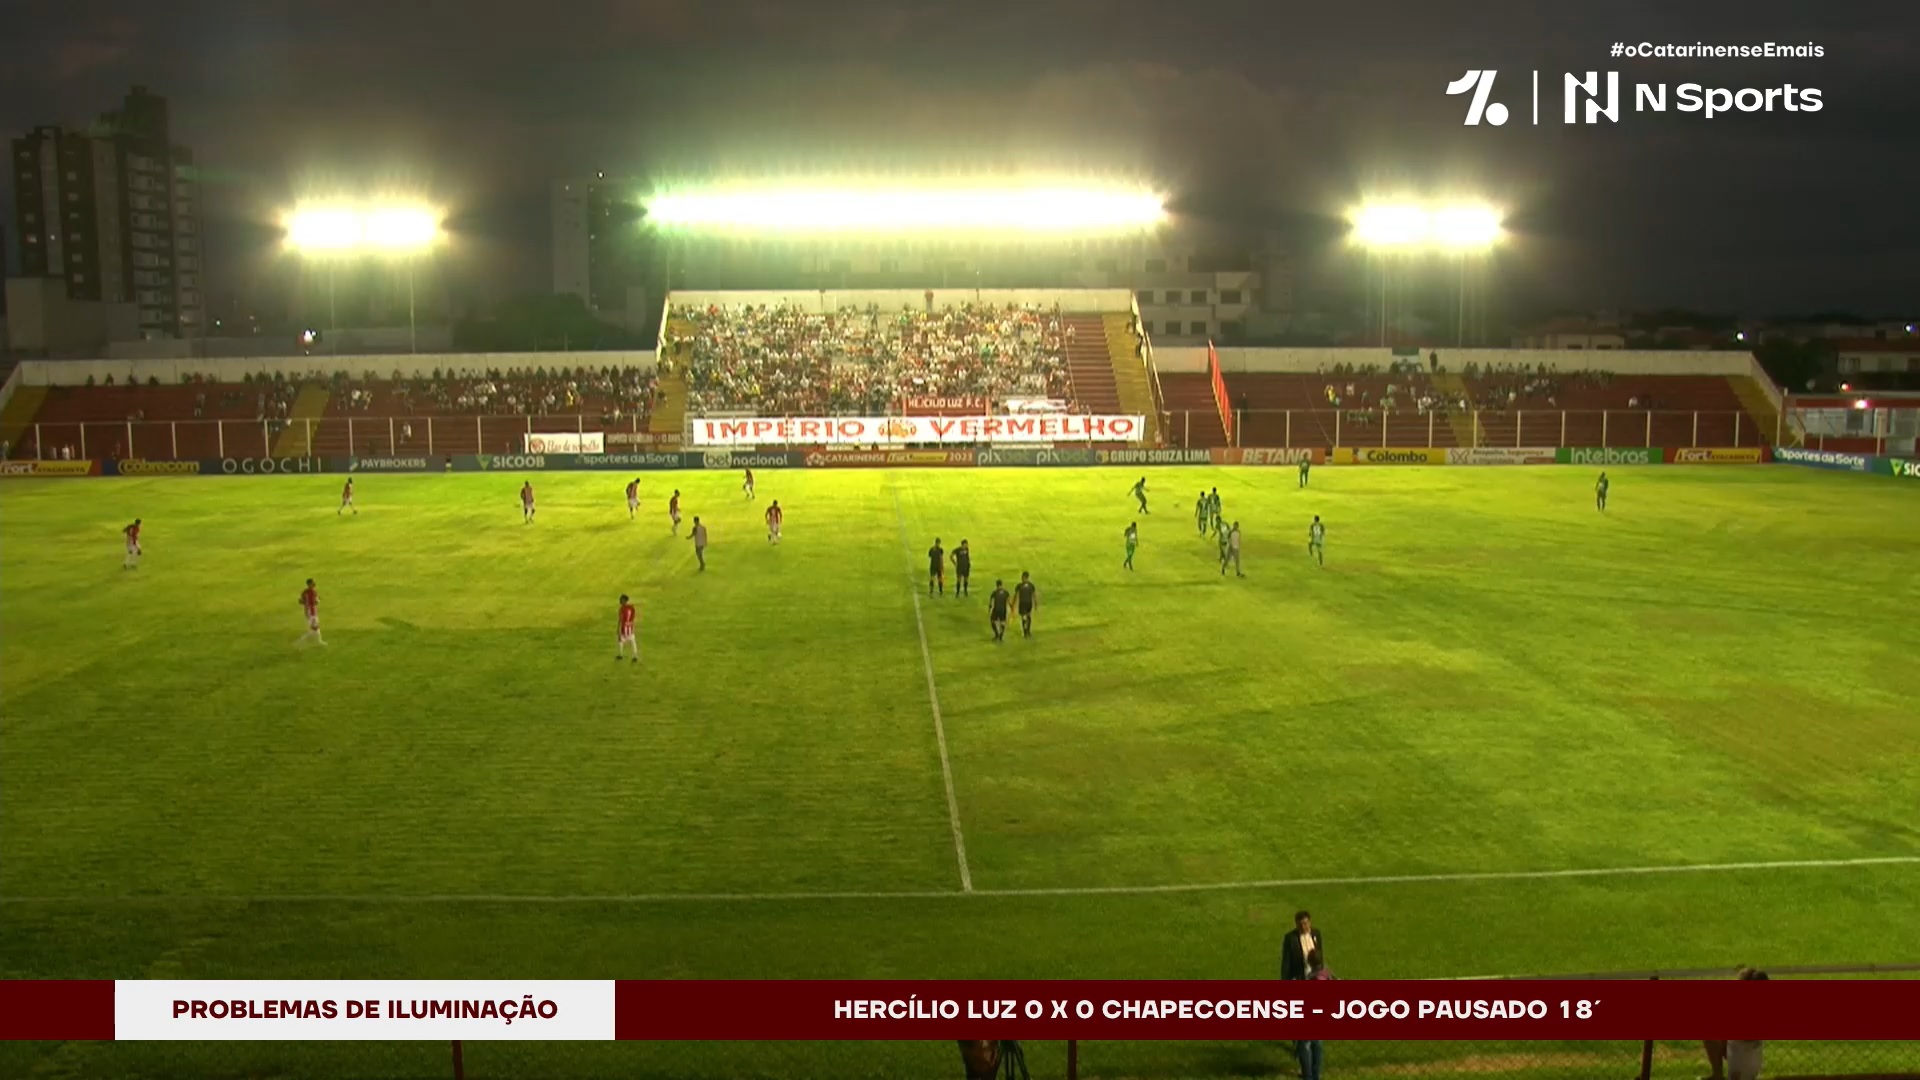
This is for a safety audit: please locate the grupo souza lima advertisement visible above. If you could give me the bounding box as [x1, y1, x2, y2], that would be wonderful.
[690, 415, 1144, 447]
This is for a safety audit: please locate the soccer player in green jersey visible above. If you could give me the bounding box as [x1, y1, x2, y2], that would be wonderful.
[1124, 521, 1139, 570]
[1195, 491, 1209, 535]
[1308, 515, 1326, 567]
[1130, 476, 1150, 514]
[1298, 457, 1311, 489]
[1208, 487, 1223, 532]
[1595, 471, 1609, 512]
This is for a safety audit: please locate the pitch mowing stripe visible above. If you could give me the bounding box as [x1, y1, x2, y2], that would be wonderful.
[890, 485, 973, 893]
[5, 856, 1916, 905]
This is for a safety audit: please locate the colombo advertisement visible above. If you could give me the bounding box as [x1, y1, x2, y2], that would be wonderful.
[1337, 447, 1447, 465]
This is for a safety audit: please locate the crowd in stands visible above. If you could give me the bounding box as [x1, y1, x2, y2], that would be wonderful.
[678, 302, 1075, 415]
[1308, 357, 1625, 419]
[221, 365, 660, 420]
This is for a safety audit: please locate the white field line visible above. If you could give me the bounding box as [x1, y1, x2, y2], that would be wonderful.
[4, 856, 1914, 905]
[891, 486, 973, 892]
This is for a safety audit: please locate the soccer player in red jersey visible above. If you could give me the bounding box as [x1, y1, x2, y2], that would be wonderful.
[122, 518, 143, 569]
[297, 578, 325, 646]
[765, 499, 784, 544]
[520, 481, 536, 524]
[616, 593, 639, 663]
[668, 489, 682, 535]
[742, 468, 755, 501]
[338, 477, 357, 516]
[625, 478, 640, 520]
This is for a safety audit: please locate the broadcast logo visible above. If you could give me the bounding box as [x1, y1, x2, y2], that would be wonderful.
[1449, 70, 1823, 126]
[1446, 70, 1509, 126]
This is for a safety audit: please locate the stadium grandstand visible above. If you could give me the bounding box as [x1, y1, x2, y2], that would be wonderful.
[2, 293, 1825, 461]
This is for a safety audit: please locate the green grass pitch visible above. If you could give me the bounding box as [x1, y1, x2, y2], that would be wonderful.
[2, 465, 1916, 1078]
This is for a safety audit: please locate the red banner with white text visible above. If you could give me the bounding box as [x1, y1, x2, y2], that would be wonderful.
[4, 979, 1919, 1041]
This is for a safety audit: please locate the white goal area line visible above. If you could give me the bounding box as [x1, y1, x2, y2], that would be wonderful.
[5, 855, 1914, 906]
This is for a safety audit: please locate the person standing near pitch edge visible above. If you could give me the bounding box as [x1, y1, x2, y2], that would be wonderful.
[1595, 471, 1609, 512]
[689, 516, 709, 571]
[1298, 456, 1311, 489]
[1280, 910, 1325, 981]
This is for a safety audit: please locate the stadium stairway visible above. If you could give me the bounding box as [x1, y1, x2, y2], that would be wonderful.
[1101, 314, 1160, 445]
[650, 317, 692, 436]
[1727, 374, 1782, 445]
[1063, 315, 1123, 416]
[271, 385, 334, 457]
[0, 384, 49, 454]
[1426, 371, 1478, 445]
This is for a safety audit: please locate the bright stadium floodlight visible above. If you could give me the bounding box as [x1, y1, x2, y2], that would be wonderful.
[285, 207, 365, 252]
[644, 182, 1166, 235]
[1430, 205, 1502, 252]
[1349, 204, 1431, 249]
[285, 204, 441, 255]
[283, 202, 446, 352]
[362, 206, 441, 253]
[1349, 203, 1503, 251]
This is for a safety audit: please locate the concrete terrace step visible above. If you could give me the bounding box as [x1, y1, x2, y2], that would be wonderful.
[271, 385, 334, 457]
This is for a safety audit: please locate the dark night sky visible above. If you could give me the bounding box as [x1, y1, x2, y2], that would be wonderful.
[2, 0, 1915, 316]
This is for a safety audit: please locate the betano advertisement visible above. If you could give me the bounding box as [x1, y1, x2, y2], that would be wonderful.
[690, 414, 1145, 447]
[1214, 448, 1325, 466]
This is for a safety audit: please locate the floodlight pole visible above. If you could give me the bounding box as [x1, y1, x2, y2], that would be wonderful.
[1457, 254, 1466, 347]
[408, 259, 417, 353]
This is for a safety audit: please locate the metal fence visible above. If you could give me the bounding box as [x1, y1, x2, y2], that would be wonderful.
[6, 413, 675, 462]
[1163, 408, 1772, 450]
[3, 407, 1791, 463]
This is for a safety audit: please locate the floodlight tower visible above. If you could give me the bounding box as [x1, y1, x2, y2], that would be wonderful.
[285, 204, 443, 352]
[1432, 206, 1502, 346]
[1349, 205, 1429, 347]
[1349, 203, 1502, 347]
